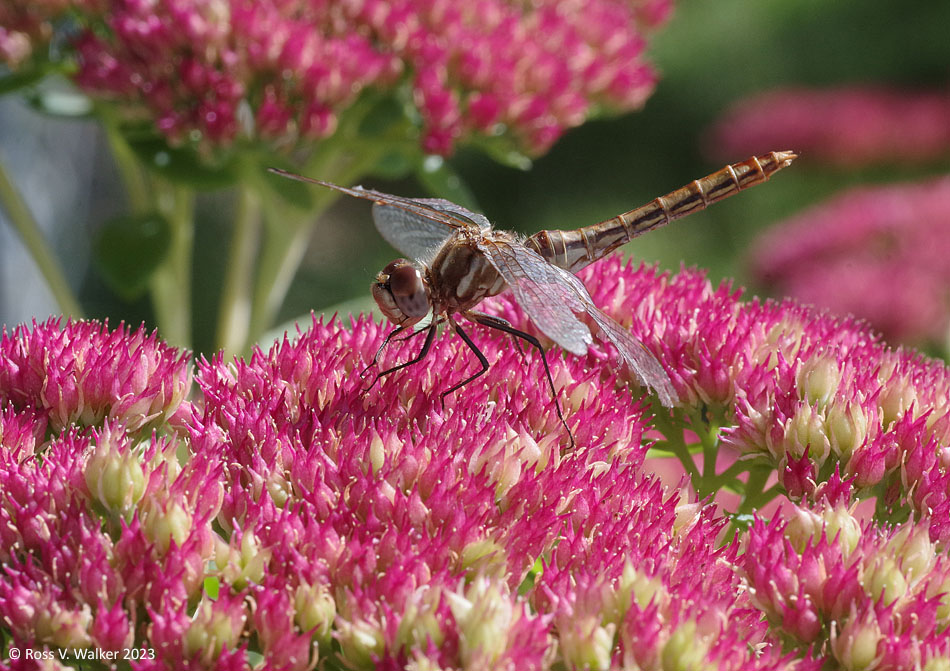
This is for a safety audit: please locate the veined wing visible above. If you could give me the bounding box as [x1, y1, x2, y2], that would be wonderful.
[475, 237, 594, 356]
[373, 198, 491, 261]
[545, 264, 678, 407]
[267, 169, 483, 260]
[478, 237, 677, 406]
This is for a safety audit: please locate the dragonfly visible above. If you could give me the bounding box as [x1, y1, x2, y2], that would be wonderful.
[270, 150, 796, 439]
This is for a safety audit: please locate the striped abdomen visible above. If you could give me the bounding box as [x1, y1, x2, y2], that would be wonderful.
[526, 150, 797, 273]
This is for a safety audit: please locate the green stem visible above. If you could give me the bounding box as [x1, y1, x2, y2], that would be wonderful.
[103, 123, 149, 215]
[649, 407, 702, 481]
[736, 465, 771, 514]
[216, 185, 261, 356]
[688, 407, 722, 499]
[0, 155, 84, 318]
[248, 147, 383, 347]
[149, 181, 195, 349]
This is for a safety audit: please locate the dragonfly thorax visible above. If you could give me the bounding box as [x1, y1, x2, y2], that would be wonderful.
[373, 258, 431, 326]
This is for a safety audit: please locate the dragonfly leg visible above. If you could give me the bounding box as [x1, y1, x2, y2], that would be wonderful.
[467, 311, 526, 357]
[362, 324, 437, 392]
[391, 316, 445, 343]
[361, 325, 407, 379]
[469, 312, 575, 450]
[441, 319, 490, 408]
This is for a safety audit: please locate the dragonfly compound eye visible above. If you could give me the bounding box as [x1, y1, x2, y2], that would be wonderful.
[373, 259, 430, 322]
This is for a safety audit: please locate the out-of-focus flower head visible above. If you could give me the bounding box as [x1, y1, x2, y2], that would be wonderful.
[708, 84, 950, 351]
[2, 0, 673, 156]
[749, 178, 950, 347]
[709, 86, 950, 167]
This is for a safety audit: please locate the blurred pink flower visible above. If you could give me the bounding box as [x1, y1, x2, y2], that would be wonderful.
[748, 178, 950, 346]
[709, 86, 950, 166]
[3, 260, 950, 666]
[2, 0, 672, 155]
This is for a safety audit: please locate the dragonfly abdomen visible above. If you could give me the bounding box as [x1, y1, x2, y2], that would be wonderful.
[527, 150, 797, 273]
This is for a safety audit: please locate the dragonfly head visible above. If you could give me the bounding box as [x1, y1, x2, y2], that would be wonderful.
[373, 259, 431, 326]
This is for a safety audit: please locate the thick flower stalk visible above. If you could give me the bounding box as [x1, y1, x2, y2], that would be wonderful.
[3, 260, 950, 667]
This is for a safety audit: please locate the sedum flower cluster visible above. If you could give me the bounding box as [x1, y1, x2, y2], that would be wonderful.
[710, 86, 950, 168]
[748, 178, 950, 348]
[709, 85, 950, 349]
[1, 0, 670, 155]
[3, 258, 950, 668]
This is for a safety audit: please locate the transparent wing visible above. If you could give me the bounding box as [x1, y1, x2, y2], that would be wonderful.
[371, 204, 458, 260]
[413, 199, 491, 230]
[584, 306, 678, 407]
[267, 169, 481, 260]
[476, 237, 594, 356]
[373, 198, 491, 260]
[478, 236, 677, 406]
[542, 264, 678, 407]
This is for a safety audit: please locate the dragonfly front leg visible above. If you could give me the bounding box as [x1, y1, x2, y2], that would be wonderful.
[468, 312, 575, 450]
[361, 325, 407, 379]
[362, 324, 437, 392]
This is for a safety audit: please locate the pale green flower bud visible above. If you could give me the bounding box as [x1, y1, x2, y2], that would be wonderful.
[142, 499, 192, 554]
[661, 620, 708, 671]
[84, 435, 146, 514]
[336, 617, 385, 670]
[886, 523, 935, 582]
[295, 582, 336, 643]
[559, 616, 614, 671]
[832, 611, 882, 670]
[862, 556, 908, 607]
[797, 356, 841, 410]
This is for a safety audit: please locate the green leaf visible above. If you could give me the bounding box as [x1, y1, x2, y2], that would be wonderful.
[372, 151, 415, 180]
[0, 66, 50, 96]
[472, 135, 533, 171]
[93, 212, 171, 300]
[128, 137, 239, 189]
[415, 155, 481, 211]
[357, 93, 414, 139]
[203, 575, 220, 600]
[25, 86, 93, 117]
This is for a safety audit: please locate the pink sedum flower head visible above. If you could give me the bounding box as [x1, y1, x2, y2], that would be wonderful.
[710, 86, 950, 167]
[3, 258, 950, 666]
[0, 318, 192, 434]
[2, 0, 673, 156]
[743, 494, 950, 670]
[748, 178, 950, 347]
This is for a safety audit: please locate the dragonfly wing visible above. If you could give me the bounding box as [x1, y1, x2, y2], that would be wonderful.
[541, 264, 678, 407]
[584, 305, 678, 407]
[373, 197, 491, 261]
[265, 170, 472, 261]
[476, 237, 594, 356]
[372, 204, 457, 260]
[413, 198, 492, 230]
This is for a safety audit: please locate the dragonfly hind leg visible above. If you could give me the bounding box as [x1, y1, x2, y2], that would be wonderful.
[467, 311, 575, 449]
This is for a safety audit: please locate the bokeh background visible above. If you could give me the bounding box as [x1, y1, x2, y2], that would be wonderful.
[2, 0, 949, 358]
